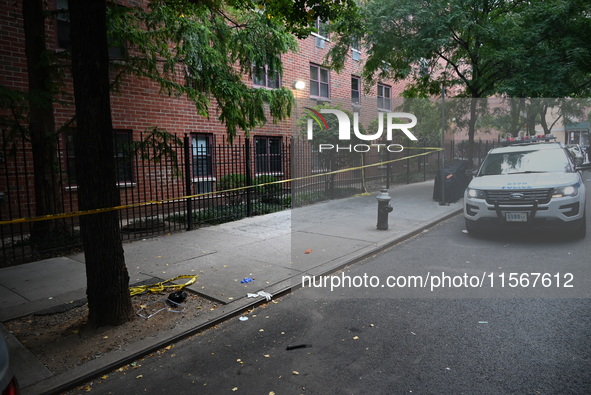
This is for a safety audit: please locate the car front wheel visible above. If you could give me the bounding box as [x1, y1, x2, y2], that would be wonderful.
[465, 218, 483, 237]
[569, 212, 586, 239]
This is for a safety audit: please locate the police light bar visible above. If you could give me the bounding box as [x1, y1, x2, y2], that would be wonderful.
[501, 134, 556, 146]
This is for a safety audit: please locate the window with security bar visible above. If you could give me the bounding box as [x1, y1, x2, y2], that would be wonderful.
[255, 137, 283, 174]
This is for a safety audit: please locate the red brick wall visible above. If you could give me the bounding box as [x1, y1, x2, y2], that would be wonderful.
[0, 0, 407, 220]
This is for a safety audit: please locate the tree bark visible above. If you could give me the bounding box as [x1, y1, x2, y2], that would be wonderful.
[68, 0, 132, 327]
[22, 0, 67, 249]
[467, 96, 478, 169]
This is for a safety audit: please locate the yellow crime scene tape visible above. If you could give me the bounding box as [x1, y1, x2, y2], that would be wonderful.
[129, 274, 198, 296]
[0, 146, 443, 226]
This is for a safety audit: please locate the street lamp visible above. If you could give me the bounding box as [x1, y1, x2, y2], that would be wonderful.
[419, 60, 448, 205]
[293, 80, 306, 131]
[293, 80, 306, 91]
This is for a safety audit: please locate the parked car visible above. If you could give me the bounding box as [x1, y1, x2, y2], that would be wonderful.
[464, 140, 591, 237]
[566, 144, 585, 166]
[0, 335, 20, 395]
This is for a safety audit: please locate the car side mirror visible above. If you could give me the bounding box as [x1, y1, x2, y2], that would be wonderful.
[465, 169, 478, 177]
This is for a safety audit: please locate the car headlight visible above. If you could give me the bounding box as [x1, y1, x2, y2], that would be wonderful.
[552, 184, 578, 198]
[466, 188, 485, 199]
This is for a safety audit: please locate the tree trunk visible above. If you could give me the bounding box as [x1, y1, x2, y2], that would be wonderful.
[526, 102, 537, 136]
[467, 96, 478, 169]
[540, 105, 550, 134]
[22, 0, 68, 249]
[68, 0, 132, 327]
[508, 98, 523, 138]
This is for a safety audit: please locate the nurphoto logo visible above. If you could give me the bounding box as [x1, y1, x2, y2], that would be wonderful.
[305, 108, 419, 153]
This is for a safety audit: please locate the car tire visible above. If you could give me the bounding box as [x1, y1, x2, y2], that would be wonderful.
[465, 218, 482, 237]
[569, 212, 586, 239]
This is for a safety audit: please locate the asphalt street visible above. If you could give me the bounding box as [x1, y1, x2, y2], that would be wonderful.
[67, 211, 591, 394]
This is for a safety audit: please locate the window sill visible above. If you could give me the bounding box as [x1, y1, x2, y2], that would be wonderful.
[311, 32, 331, 42]
[64, 182, 136, 192]
[192, 177, 216, 182]
[252, 84, 280, 90]
[117, 182, 137, 189]
[255, 173, 284, 178]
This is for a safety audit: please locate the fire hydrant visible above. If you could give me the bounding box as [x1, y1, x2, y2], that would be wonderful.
[376, 189, 393, 230]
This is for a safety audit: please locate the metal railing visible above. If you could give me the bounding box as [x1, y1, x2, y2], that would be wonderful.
[1, 133, 493, 266]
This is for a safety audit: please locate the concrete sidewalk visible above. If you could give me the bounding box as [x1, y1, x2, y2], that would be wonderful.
[0, 180, 463, 394]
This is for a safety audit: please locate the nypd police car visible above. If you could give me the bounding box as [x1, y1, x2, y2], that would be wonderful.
[464, 137, 591, 237]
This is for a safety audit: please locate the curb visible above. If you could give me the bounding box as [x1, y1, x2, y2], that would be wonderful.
[23, 207, 463, 395]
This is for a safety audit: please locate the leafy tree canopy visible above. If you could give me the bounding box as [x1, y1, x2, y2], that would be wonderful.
[493, 0, 591, 98]
[327, 0, 591, 166]
[328, 0, 591, 99]
[107, 0, 359, 142]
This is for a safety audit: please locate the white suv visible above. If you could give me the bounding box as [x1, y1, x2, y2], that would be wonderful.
[464, 141, 590, 237]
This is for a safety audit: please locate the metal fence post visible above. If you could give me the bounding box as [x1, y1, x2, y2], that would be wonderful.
[385, 149, 391, 189]
[183, 134, 193, 231]
[423, 140, 427, 181]
[245, 137, 253, 217]
[406, 154, 410, 184]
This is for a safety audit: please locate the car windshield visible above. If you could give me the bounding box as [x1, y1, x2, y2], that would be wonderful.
[479, 148, 570, 176]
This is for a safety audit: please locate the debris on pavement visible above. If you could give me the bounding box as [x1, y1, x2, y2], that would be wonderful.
[286, 344, 312, 351]
[129, 275, 198, 296]
[247, 291, 273, 301]
[166, 291, 187, 306]
[134, 293, 188, 319]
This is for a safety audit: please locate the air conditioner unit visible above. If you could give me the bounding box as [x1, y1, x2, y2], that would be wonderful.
[315, 36, 325, 48]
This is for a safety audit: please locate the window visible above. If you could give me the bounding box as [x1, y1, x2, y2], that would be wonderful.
[55, 0, 125, 58]
[310, 64, 330, 99]
[114, 131, 134, 184]
[64, 129, 134, 186]
[351, 36, 361, 61]
[378, 83, 391, 110]
[191, 134, 214, 193]
[314, 17, 329, 48]
[255, 137, 283, 174]
[191, 134, 213, 177]
[479, 148, 571, 176]
[253, 63, 280, 89]
[315, 18, 330, 39]
[64, 130, 76, 185]
[185, 60, 204, 91]
[56, 0, 70, 49]
[351, 76, 361, 105]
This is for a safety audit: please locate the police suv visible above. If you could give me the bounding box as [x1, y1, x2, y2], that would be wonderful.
[464, 136, 591, 237]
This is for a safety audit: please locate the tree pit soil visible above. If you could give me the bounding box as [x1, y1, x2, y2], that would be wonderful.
[3, 290, 218, 376]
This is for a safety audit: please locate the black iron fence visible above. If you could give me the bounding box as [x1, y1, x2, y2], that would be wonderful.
[0, 132, 497, 266]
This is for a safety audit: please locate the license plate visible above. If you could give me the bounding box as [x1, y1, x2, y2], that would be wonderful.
[505, 212, 528, 222]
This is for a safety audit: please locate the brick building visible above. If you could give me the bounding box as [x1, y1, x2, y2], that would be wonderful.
[0, 1, 409, 240]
